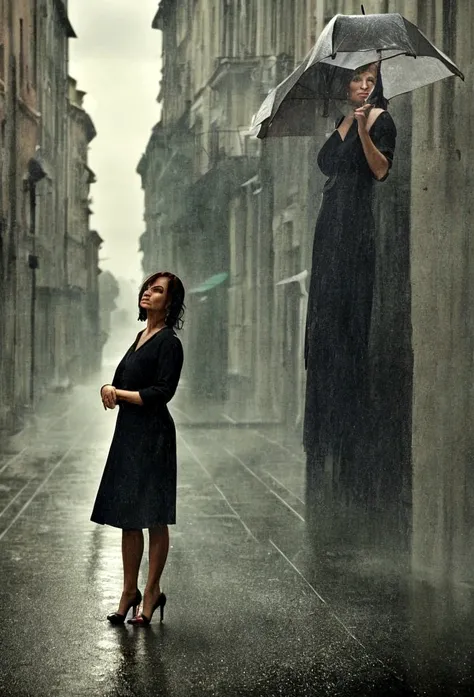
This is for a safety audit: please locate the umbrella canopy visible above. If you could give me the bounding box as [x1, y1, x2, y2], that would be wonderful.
[251, 13, 464, 138]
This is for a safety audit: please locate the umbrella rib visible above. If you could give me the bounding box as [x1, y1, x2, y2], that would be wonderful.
[296, 83, 320, 97]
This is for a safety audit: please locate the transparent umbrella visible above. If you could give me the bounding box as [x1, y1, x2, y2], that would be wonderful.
[251, 12, 464, 138]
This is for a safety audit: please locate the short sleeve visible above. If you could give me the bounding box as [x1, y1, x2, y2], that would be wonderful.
[370, 111, 397, 182]
[138, 335, 184, 407]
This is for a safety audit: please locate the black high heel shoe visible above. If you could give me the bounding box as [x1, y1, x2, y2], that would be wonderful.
[107, 589, 142, 625]
[128, 592, 166, 625]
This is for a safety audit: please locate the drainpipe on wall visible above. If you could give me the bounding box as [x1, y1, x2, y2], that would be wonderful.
[27, 156, 46, 405]
[28, 243, 39, 405]
[5, 0, 18, 427]
[6, 0, 17, 276]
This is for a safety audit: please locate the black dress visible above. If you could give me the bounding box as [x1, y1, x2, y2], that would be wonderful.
[303, 111, 397, 470]
[91, 327, 184, 529]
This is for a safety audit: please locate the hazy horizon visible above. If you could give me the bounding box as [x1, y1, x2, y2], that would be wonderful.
[69, 0, 162, 287]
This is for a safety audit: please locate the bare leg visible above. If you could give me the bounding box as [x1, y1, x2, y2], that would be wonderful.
[116, 529, 144, 615]
[141, 524, 169, 618]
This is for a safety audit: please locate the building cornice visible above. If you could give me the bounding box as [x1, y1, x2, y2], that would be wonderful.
[69, 102, 97, 142]
[137, 153, 147, 179]
[137, 121, 171, 177]
[85, 164, 97, 184]
[53, 0, 77, 38]
[208, 56, 263, 90]
[162, 57, 269, 127]
[89, 230, 103, 246]
[152, 0, 173, 30]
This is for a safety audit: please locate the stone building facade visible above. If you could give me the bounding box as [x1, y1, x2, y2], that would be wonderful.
[141, 0, 473, 585]
[139, 0, 261, 401]
[0, 0, 42, 429]
[0, 0, 103, 432]
[66, 77, 102, 381]
[408, 0, 474, 585]
[34, 0, 76, 396]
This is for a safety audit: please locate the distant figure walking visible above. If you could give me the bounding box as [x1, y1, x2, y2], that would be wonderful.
[91, 271, 185, 625]
[304, 63, 397, 500]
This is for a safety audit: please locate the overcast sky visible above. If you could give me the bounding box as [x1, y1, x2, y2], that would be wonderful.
[69, 0, 162, 286]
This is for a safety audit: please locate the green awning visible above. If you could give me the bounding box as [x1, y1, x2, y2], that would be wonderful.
[189, 272, 229, 294]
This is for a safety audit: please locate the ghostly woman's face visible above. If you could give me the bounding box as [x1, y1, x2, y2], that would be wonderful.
[348, 67, 377, 106]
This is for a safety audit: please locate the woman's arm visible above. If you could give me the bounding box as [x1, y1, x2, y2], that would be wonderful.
[115, 338, 184, 408]
[115, 389, 143, 406]
[355, 107, 396, 181]
[358, 127, 389, 181]
[139, 338, 184, 406]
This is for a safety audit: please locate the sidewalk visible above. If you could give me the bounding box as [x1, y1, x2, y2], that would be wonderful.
[170, 382, 276, 428]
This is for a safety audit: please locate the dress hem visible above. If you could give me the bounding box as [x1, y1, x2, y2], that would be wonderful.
[90, 517, 176, 529]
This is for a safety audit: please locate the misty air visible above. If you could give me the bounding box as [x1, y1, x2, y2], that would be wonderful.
[0, 2, 472, 696]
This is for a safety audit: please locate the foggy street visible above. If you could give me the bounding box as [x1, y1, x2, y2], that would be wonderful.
[2, 1, 474, 696]
[0, 362, 472, 697]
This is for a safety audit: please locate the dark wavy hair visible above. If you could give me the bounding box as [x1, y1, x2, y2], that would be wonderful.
[138, 271, 186, 330]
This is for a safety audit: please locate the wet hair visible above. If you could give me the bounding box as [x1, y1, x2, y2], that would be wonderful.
[351, 62, 389, 110]
[353, 62, 378, 77]
[138, 271, 186, 329]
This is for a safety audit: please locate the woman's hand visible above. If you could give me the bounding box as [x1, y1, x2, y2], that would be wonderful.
[354, 103, 373, 132]
[101, 384, 117, 410]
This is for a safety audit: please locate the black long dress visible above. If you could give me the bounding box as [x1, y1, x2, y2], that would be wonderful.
[91, 327, 184, 529]
[303, 112, 397, 480]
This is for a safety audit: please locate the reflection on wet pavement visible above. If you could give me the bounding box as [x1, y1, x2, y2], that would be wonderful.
[0, 378, 472, 696]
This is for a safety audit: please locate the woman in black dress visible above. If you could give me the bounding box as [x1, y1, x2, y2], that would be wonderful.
[91, 271, 185, 625]
[304, 63, 397, 502]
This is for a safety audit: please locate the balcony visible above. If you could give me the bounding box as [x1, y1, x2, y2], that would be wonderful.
[209, 55, 295, 93]
[193, 127, 261, 180]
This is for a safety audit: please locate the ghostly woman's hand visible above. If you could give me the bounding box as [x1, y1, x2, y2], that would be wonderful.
[101, 384, 117, 410]
[354, 103, 373, 132]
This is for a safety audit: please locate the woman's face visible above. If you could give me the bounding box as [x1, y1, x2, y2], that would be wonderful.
[348, 68, 377, 106]
[140, 276, 171, 316]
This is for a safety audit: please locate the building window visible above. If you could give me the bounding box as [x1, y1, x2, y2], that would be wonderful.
[209, 123, 220, 166]
[324, 0, 338, 25]
[0, 43, 5, 82]
[246, 0, 257, 56]
[271, 1, 277, 53]
[19, 18, 25, 85]
[211, 5, 216, 55]
[32, 4, 37, 86]
[222, 0, 233, 57]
